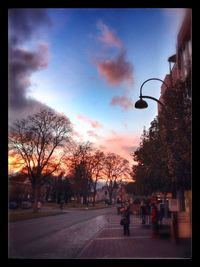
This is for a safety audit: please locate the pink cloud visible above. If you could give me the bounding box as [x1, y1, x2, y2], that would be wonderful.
[97, 21, 123, 48]
[76, 114, 102, 128]
[87, 130, 101, 139]
[96, 132, 140, 164]
[111, 130, 118, 136]
[73, 131, 82, 137]
[110, 95, 133, 110]
[96, 51, 133, 86]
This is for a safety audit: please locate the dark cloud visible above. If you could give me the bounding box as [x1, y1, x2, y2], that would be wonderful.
[8, 9, 51, 125]
[8, 9, 51, 46]
[9, 43, 48, 109]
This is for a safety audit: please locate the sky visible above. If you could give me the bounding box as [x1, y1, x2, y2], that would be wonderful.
[8, 8, 186, 165]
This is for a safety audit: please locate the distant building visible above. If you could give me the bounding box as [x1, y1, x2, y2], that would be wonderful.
[95, 186, 109, 202]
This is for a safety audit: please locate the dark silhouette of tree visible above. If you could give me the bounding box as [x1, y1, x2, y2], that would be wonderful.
[103, 152, 131, 203]
[9, 108, 73, 211]
[90, 150, 105, 206]
[132, 119, 171, 196]
[68, 141, 94, 204]
[159, 76, 191, 210]
[132, 75, 191, 211]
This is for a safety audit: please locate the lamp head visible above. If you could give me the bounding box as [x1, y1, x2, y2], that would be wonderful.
[135, 98, 148, 109]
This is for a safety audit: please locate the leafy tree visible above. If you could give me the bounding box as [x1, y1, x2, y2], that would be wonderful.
[124, 182, 137, 196]
[9, 108, 73, 211]
[132, 119, 172, 196]
[159, 76, 191, 209]
[132, 75, 191, 211]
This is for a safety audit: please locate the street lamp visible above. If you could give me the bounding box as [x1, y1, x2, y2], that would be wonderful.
[135, 78, 169, 109]
[135, 78, 180, 242]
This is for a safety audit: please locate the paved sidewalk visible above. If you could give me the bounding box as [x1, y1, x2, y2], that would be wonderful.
[77, 212, 191, 259]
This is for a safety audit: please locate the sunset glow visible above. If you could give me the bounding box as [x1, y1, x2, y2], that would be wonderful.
[8, 8, 185, 173]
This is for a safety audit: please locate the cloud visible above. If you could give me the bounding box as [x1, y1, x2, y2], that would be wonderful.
[96, 132, 140, 164]
[9, 43, 49, 110]
[96, 51, 133, 86]
[110, 95, 133, 110]
[76, 114, 102, 128]
[87, 130, 101, 139]
[8, 8, 51, 46]
[122, 146, 138, 154]
[8, 9, 51, 125]
[73, 131, 82, 138]
[123, 122, 128, 129]
[97, 20, 123, 48]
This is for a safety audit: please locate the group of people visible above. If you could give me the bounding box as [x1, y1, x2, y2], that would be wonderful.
[119, 199, 165, 237]
[140, 199, 165, 236]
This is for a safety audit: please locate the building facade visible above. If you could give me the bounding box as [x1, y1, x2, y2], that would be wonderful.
[158, 9, 192, 114]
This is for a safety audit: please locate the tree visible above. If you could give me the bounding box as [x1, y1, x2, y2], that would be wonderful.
[103, 152, 131, 203]
[90, 150, 105, 206]
[68, 141, 94, 204]
[132, 75, 191, 211]
[159, 76, 191, 210]
[132, 119, 172, 196]
[9, 108, 73, 211]
[125, 182, 137, 196]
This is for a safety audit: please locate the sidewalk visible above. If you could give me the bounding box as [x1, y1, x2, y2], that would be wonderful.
[77, 212, 191, 259]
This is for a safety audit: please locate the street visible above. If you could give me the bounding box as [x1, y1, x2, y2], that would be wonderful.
[8, 206, 191, 259]
[8, 207, 113, 259]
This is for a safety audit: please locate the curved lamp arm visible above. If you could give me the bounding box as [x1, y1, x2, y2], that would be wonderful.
[141, 95, 165, 107]
[139, 78, 169, 103]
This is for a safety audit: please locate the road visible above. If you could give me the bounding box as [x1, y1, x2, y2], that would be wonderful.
[8, 207, 114, 259]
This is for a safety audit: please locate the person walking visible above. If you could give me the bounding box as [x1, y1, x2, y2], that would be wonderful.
[120, 203, 130, 236]
[59, 199, 64, 210]
[145, 200, 151, 225]
[151, 202, 159, 237]
[140, 199, 146, 224]
[37, 201, 41, 211]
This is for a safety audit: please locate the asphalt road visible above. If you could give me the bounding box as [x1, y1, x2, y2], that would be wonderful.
[8, 206, 115, 259]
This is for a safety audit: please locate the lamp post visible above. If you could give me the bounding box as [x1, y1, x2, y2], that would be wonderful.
[134, 78, 168, 109]
[134, 78, 179, 242]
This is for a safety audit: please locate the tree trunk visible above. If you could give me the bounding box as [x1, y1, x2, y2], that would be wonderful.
[83, 195, 87, 205]
[109, 190, 112, 204]
[92, 189, 96, 206]
[32, 185, 39, 213]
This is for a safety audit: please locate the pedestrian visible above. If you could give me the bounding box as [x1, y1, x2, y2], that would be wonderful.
[158, 203, 164, 225]
[145, 200, 151, 225]
[120, 203, 130, 236]
[151, 202, 159, 237]
[140, 199, 146, 224]
[59, 199, 64, 210]
[37, 201, 41, 211]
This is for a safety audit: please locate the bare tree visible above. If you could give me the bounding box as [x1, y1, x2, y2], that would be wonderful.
[103, 153, 131, 203]
[67, 141, 94, 204]
[9, 108, 73, 211]
[90, 150, 105, 206]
